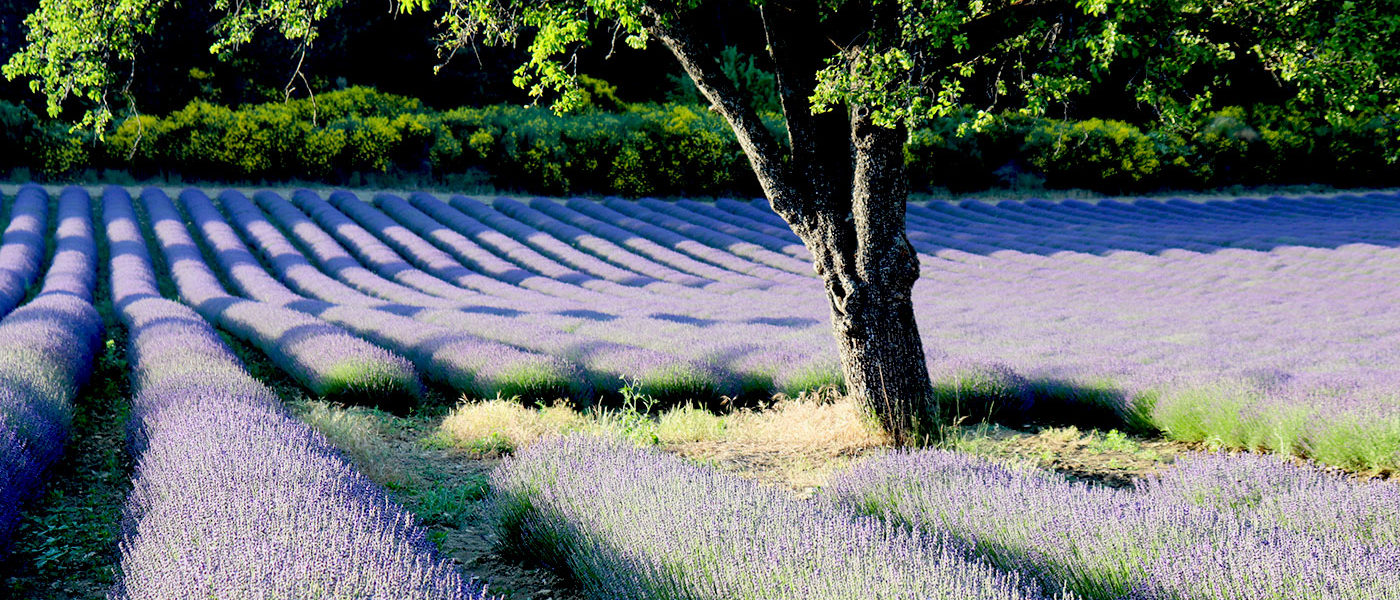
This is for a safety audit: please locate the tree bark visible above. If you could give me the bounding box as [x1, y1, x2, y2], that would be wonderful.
[644, 4, 936, 443]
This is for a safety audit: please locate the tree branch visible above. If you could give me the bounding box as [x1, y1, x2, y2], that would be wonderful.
[639, 6, 791, 203]
[760, 1, 852, 226]
[944, 0, 1071, 67]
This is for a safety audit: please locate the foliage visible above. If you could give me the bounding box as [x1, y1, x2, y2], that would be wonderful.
[7, 88, 1400, 193]
[1023, 119, 1163, 191]
[0, 101, 93, 177]
[7, 0, 1399, 151]
[666, 45, 781, 115]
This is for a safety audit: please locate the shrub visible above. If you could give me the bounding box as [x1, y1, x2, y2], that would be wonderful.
[0, 101, 91, 178]
[7, 86, 1400, 194]
[1024, 118, 1163, 191]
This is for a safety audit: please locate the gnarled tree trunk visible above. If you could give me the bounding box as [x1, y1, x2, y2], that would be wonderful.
[645, 3, 937, 443]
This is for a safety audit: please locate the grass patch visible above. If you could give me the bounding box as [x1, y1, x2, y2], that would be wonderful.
[433, 390, 890, 464]
[941, 423, 1178, 487]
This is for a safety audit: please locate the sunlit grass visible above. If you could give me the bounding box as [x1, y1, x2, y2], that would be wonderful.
[433, 392, 890, 456]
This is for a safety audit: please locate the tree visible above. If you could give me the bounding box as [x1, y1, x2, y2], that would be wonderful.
[7, 0, 1398, 442]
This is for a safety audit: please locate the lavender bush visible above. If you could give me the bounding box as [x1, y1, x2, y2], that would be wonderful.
[882, 193, 1400, 469]
[490, 434, 1058, 600]
[70, 183, 1400, 471]
[244, 190, 743, 400]
[0, 184, 50, 319]
[178, 188, 582, 400]
[102, 185, 492, 600]
[826, 449, 1400, 599]
[0, 187, 103, 553]
[136, 188, 424, 403]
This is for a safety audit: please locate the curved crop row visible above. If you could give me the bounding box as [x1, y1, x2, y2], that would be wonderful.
[290, 190, 532, 310]
[179, 189, 581, 400]
[0, 187, 103, 553]
[137, 188, 423, 404]
[0, 185, 50, 320]
[241, 190, 731, 401]
[826, 450, 1400, 600]
[491, 434, 1057, 600]
[528, 198, 777, 289]
[447, 195, 663, 289]
[372, 193, 615, 304]
[102, 187, 491, 599]
[327, 191, 571, 309]
[493, 197, 721, 291]
[403, 192, 652, 300]
[625, 198, 814, 278]
[330, 191, 831, 395]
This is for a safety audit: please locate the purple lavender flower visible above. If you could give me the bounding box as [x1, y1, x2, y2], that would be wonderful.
[178, 188, 583, 400]
[0, 187, 103, 553]
[102, 185, 493, 600]
[827, 448, 1400, 599]
[136, 188, 424, 403]
[0, 184, 50, 319]
[492, 434, 1055, 600]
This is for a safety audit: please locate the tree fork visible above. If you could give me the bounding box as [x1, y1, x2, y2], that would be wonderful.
[646, 4, 937, 442]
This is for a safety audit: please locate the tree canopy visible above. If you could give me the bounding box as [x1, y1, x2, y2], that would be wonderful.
[6, 0, 1399, 142]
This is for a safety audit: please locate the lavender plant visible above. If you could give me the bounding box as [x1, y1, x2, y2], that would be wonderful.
[826, 449, 1400, 600]
[0, 187, 103, 553]
[102, 186, 493, 600]
[178, 188, 582, 400]
[0, 184, 50, 319]
[137, 188, 424, 404]
[490, 434, 1058, 600]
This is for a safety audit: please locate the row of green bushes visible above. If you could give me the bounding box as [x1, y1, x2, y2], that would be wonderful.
[4, 87, 1398, 194]
[912, 107, 1400, 192]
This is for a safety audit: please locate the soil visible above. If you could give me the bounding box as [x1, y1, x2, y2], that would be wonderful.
[375, 417, 585, 600]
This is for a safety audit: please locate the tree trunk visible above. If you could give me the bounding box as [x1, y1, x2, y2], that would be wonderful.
[645, 7, 937, 443]
[798, 110, 935, 444]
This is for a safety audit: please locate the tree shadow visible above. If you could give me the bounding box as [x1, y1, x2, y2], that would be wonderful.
[900, 193, 1400, 257]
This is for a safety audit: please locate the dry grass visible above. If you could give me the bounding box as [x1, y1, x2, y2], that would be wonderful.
[432, 393, 891, 491]
[724, 396, 890, 453]
[434, 400, 601, 453]
[437, 394, 887, 452]
[297, 400, 416, 488]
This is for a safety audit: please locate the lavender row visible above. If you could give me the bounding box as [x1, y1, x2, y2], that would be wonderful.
[492, 197, 727, 291]
[490, 434, 1057, 600]
[826, 450, 1400, 600]
[178, 189, 582, 400]
[256, 190, 840, 397]
[675, 199, 811, 260]
[625, 198, 814, 277]
[102, 186, 491, 599]
[324, 192, 837, 394]
[528, 198, 783, 289]
[135, 188, 424, 403]
[402, 192, 665, 302]
[0, 187, 103, 553]
[224, 190, 723, 399]
[296, 190, 547, 311]
[328, 191, 589, 311]
[0, 185, 49, 320]
[369, 193, 616, 305]
[723, 193, 1400, 469]
[446, 194, 668, 289]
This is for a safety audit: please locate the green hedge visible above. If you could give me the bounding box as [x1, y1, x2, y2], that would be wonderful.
[906, 106, 1400, 192]
[3, 87, 1398, 194]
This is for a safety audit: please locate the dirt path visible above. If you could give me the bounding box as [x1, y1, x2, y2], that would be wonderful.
[372, 417, 584, 600]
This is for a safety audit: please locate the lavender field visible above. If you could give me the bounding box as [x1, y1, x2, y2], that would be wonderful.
[1, 183, 1398, 598]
